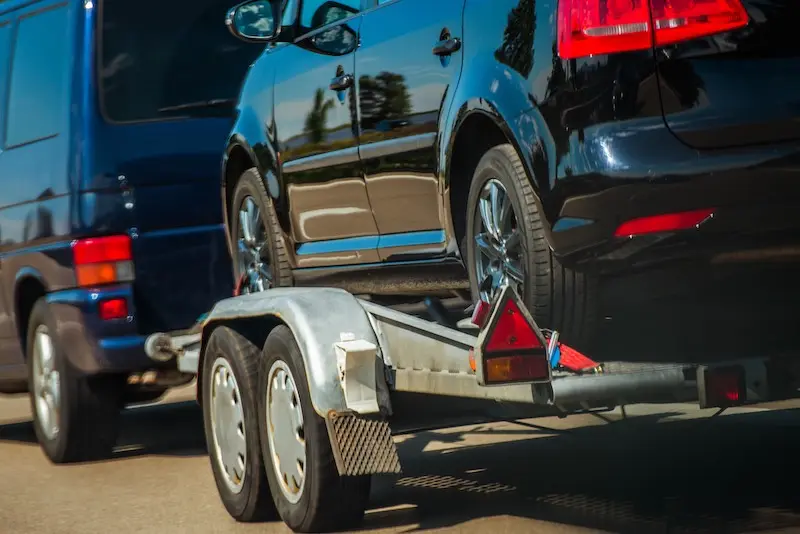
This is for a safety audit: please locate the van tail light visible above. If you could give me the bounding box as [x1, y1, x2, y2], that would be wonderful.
[98, 298, 129, 321]
[476, 286, 551, 385]
[557, 0, 750, 59]
[72, 235, 135, 287]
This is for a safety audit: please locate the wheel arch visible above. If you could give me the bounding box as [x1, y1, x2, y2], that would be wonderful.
[13, 269, 48, 357]
[223, 114, 289, 237]
[443, 100, 554, 253]
[196, 288, 392, 417]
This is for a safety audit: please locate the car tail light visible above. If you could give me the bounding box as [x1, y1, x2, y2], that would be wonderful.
[72, 235, 134, 287]
[98, 297, 129, 321]
[476, 287, 550, 385]
[557, 0, 749, 59]
[614, 208, 715, 237]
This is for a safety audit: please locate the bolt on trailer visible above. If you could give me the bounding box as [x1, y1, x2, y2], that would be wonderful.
[144, 283, 795, 533]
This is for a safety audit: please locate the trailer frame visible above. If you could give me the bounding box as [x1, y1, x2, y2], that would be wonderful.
[143, 284, 785, 532]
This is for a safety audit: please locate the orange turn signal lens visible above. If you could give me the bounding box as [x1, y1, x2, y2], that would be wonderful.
[485, 355, 549, 384]
[72, 235, 135, 288]
[75, 261, 134, 287]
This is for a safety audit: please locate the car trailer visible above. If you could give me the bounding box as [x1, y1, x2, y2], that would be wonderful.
[143, 283, 791, 533]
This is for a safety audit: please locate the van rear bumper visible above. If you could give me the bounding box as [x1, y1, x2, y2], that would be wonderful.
[47, 285, 155, 375]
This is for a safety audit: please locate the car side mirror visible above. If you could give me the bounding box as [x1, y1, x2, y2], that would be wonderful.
[226, 0, 280, 42]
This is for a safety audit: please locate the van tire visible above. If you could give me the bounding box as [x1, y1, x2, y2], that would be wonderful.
[259, 325, 371, 532]
[465, 144, 599, 350]
[26, 299, 123, 464]
[230, 168, 292, 293]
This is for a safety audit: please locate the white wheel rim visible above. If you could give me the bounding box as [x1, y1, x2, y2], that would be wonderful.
[32, 325, 60, 441]
[209, 357, 247, 494]
[266, 359, 307, 504]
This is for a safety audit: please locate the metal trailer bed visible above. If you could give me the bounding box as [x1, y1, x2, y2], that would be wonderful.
[142, 284, 783, 533]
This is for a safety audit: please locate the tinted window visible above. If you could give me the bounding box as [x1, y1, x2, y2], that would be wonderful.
[300, 0, 360, 32]
[99, 0, 266, 123]
[6, 6, 69, 148]
[0, 22, 12, 146]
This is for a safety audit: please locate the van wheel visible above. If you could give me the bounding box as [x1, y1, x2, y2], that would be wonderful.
[202, 325, 276, 522]
[259, 326, 371, 533]
[230, 168, 292, 294]
[26, 299, 124, 464]
[465, 144, 599, 349]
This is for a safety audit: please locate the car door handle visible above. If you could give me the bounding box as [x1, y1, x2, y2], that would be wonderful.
[329, 73, 354, 91]
[433, 37, 461, 57]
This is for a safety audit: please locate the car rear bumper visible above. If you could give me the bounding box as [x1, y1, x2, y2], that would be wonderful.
[47, 285, 154, 375]
[544, 121, 800, 273]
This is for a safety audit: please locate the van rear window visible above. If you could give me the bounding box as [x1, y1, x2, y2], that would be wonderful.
[99, 0, 265, 123]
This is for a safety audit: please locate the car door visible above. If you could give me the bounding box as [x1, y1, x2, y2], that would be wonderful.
[274, 0, 378, 269]
[356, 0, 465, 262]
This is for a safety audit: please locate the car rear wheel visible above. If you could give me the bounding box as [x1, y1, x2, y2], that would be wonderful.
[230, 168, 292, 294]
[465, 144, 599, 349]
[27, 299, 124, 464]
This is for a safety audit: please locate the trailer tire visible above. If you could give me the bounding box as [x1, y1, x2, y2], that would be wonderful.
[201, 326, 276, 522]
[27, 299, 124, 464]
[259, 325, 371, 533]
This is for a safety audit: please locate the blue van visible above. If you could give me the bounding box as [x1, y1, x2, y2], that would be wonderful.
[0, 0, 262, 463]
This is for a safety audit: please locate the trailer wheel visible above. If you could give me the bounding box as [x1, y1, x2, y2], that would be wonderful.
[27, 299, 124, 464]
[259, 325, 371, 533]
[201, 326, 276, 522]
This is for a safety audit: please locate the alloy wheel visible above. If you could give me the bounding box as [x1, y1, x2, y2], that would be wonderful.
[237, 196, 273, 294]
[472, 179, 525, 302]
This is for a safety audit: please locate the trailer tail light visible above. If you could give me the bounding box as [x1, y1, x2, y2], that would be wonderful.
[72, 235, 134, 287]
[614, 208, 715, 238]
[475, 285, 550, 385]
[702, 365, 745, 407]
[557, 0, 749, 59]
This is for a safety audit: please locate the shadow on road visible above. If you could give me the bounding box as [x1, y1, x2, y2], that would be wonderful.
[362, 409, 800, 534]
[0, 400, 207, 460]
[1, 393, 799, 532]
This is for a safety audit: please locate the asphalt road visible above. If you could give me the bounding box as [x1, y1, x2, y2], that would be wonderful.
[1, 386, 800, 534]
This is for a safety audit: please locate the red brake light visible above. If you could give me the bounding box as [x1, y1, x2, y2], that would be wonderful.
[704, 366, 745, 406]
[614, 208, 714, 237]
[73, 235, 132, 264]
[98, 298, 129, 321]
[651, 0, 750, 47]
[558, 0, 652, 59]
[557, 0, 749, 59]
[72, 235, 134, 287]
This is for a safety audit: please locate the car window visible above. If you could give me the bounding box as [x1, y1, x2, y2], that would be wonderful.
[99, 0, 266, 123]
[300, 0, 361, 32]
[0, 22, 12, 148]
[6, 6, 69, 148]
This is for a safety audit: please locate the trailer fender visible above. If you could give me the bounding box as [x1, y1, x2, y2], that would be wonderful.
[200, 287, 393, 419]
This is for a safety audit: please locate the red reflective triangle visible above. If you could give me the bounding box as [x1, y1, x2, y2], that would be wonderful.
[485, 297, 542, 352]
